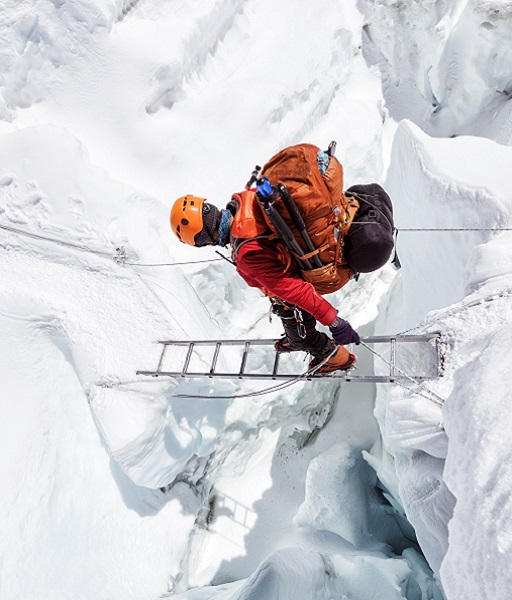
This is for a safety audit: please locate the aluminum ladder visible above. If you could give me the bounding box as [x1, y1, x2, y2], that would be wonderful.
[136, 334, 442, 382]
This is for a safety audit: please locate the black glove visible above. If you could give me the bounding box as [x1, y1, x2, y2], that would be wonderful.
[329, 318, 360, 346]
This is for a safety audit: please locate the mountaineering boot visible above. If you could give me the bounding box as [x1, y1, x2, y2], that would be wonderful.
[309, 341, 356, 375]
[274, 335, 294, 353]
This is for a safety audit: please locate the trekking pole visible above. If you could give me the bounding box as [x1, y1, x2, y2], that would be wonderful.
[256, 178, 313, 271]
[277, 183, 323, 269]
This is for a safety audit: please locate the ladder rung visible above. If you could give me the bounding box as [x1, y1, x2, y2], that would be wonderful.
[390, 337, 397, 380]
[210, 342, 221, 375]
[272, 350, 281, 378]
[182, 343, 194, 376]
[239, 342, 250, 377]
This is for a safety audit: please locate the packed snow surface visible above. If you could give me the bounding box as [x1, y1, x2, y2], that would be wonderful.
[1, 1, 512, 600]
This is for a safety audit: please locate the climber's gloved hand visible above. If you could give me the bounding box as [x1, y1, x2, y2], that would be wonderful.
[329, 317, 361, 346]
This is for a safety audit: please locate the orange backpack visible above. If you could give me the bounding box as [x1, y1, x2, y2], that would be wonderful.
[259, 143, 359, 294]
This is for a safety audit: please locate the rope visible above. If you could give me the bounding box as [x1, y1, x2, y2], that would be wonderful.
[3, 218, 512, 271]
[170, 347, 339, 400]
[122, 226, 512, 267]
[0, 221, 114, 258]
[0, 220, 228, 267]
[348, 223, 512, 231]
[126, 258, 224, 267]
[396, 290, 512, 337]
[359, 341, 445, 406]
[398, 227, 512, 232]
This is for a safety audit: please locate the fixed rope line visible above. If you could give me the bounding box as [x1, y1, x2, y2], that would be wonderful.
[172, 375, 303, 400]
[116, 227, 512, 268]
[171, 347, 339, 400]
[6, 219, 509, 270]
[126, 258, 225, 267]
[0, 221, 227, 267]
[119, 227, 512, 268]
[109, 226, 512, 267]
[3, 218, 512, 268]
[126, 251, 232, 268]
[351, 222, 512, 232]
[396, 290, 512, 337]
[397, 227, 512, 232]
[360, 341, 444, 406]
[107, 349, 337, 399]
[0, 221, 115, 260]
[392, 378, 445, 408]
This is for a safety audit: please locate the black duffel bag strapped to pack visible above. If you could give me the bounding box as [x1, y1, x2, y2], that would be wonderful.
[343, 183, 395, 274]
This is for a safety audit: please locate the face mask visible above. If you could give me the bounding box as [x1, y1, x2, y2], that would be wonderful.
[194, 202, 220, 246]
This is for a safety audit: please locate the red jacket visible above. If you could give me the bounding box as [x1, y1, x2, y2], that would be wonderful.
[235, 238, 338, 326]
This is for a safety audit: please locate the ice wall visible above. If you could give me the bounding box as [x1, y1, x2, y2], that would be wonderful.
[375, 120, 512, 591]
[360, 0, 512, 142]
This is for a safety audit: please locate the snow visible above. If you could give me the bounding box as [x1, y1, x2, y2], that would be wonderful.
[1, 1, 512, 599]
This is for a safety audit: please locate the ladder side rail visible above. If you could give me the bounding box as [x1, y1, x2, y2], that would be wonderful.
[135, 371, 436, 382]
[158, 334, 441, 347]
[363, 334, 441, 344]
[435, 336, 442, 378]
[158, 339, 279, 346]
[271, 351, 281, 379]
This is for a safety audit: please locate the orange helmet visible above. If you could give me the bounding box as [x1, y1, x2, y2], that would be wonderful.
[170, 195, 208, 246]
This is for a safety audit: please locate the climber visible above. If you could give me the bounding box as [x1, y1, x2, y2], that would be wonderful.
[169, 140, 396, 375]
[169, 195, 360, 374]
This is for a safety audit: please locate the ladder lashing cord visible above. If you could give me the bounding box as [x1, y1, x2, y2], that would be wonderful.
[359, 340, 445, 406]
